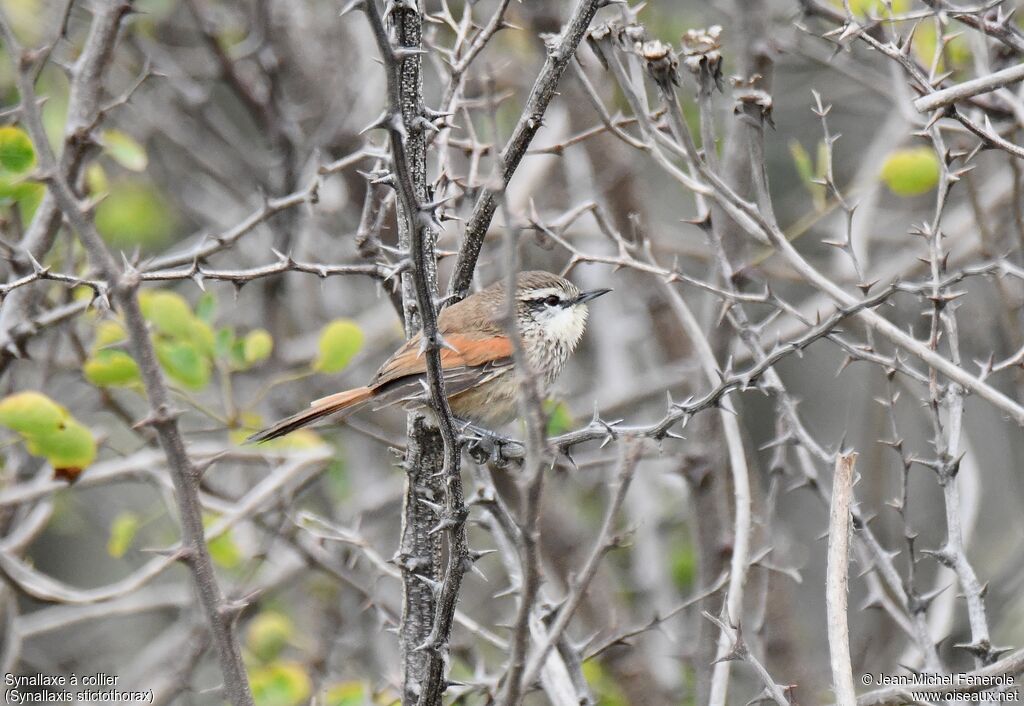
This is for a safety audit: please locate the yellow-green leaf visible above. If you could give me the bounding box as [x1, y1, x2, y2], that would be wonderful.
[247, 612, 294, 662]
[250, 662, 311, 706]
[189, 318, 217, 356]
[156, 339, 211, 390]
[26, 419, 96, 472]
[912, 22, 972, 73]
[0, 392, 96, 478]
[0, 126, 36, 173]
[94, 319, 127, 349]
[324, 682, 366, 706]
[0, 391, 65, 435]
[13, 180, 44, 222]
[85, 163, 109, 197]
[581, 660, 629, 706]
[789, 140, 813, 184]
[95, 182, 175, 249]
[881, 147, 940, 197]
[84, 349, 141, 387]
[139, 290, 195, 339]
[839, 0, 908, 17]
[108, 511, 140, 558]
[101, 129, 148, 172]
[243, 329, 273, 365]
[314, 319, 364, 373]
[209, 530, 243, 569]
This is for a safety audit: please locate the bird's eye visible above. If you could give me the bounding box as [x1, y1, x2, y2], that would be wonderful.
[543, 295, 561, 307]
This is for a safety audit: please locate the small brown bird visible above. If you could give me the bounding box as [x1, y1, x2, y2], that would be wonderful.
[248, 271, 610, 442]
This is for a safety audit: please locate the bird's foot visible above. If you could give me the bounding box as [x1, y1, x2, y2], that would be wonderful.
[456, 420, 514, 466]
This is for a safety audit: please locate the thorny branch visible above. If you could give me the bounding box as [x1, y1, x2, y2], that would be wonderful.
[4, 0, 1024, 703]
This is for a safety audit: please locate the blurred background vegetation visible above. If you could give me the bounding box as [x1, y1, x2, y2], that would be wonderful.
[2, 0, 1024, 704]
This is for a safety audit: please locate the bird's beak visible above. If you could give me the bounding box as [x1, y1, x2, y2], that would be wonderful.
[575, 288, 612, 304]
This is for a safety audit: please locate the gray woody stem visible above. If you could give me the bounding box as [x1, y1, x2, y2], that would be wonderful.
[826, 453, 858, 706]
[447, 0, 604, 302]
[519, 439, 641, 690]
[913, 62, 1024, 113]
[0, 13, 255, 706]
[351, 1, 467, 703]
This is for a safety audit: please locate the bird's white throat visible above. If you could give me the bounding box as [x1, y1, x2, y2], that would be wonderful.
[544, 304, 588, 350]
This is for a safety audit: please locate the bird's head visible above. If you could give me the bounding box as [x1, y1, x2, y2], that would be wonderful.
[513, 271, 611, 348]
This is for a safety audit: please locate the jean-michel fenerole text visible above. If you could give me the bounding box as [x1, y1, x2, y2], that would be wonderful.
[867, 672, 1016, 688]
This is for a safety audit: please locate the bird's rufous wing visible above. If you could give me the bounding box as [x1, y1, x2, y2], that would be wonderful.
[372, 333, 514, 387]
[253, 334, 513, 442]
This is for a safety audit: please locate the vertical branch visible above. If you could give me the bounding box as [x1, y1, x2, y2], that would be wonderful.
[484, 71, 552, 706]
[657, 277, 752, 706]
[923, 124, 994, 666]
[350, 2, 467, 703]
[392, 1, 444, 698]
[826, 452, 857, 706]
[0, 15, 255, 706]
[520, 439, 641, 689]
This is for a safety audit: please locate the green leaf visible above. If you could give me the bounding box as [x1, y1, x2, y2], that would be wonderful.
[247, 612, 294, 662]
[544, 399, 574, 437]
[95, 182, 175, 249]
[789, 140, 813, 184]
[671, 542, 697, 589]
[139, 290, 194, 339]
[156, 339, 211, 390]
[85, 163, 109, 197]
[0, 392, 96, 477]
[208, 529, 243, 569]
[230, 339, 249, 370]
[581, 660, 629, 706]
[0, 126, 36, 173]
[195, 292, 216, 322]
[250, 662, 311, 706]
[324, 683, 366, 706]
[841, 0, 908, 17]
[101, 129, 148, 172]
[94, 319, 127, 349]
[189, 318, 217, 356]
[215, 327, 236, 359]
[84, 349, 141, 387]
[314, 319, 364, 373]
[108, 511, 140, 558]
[26, 419, 96, 472]
[0, 391, 65, 435]
[880, 147, 940, 197]
[0, 178, 45, 222]
[14, 180, 44, 222]
[243, 329, 273, 365]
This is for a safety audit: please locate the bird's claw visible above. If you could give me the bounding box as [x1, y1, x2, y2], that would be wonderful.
[457, 420, 512, 467]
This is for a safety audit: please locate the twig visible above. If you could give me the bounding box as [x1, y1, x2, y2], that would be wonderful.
[519, 438, 641, 690]
[826, 452, 858, 706]
[914, 62, 1024, 112]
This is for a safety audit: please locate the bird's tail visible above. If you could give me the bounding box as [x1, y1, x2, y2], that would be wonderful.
[246, 387, 375, 443]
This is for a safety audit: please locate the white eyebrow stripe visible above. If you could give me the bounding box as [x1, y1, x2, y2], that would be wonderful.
[521, 288, 565, 300]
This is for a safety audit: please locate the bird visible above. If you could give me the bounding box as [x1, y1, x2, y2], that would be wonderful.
[247, 271, 610, 442]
